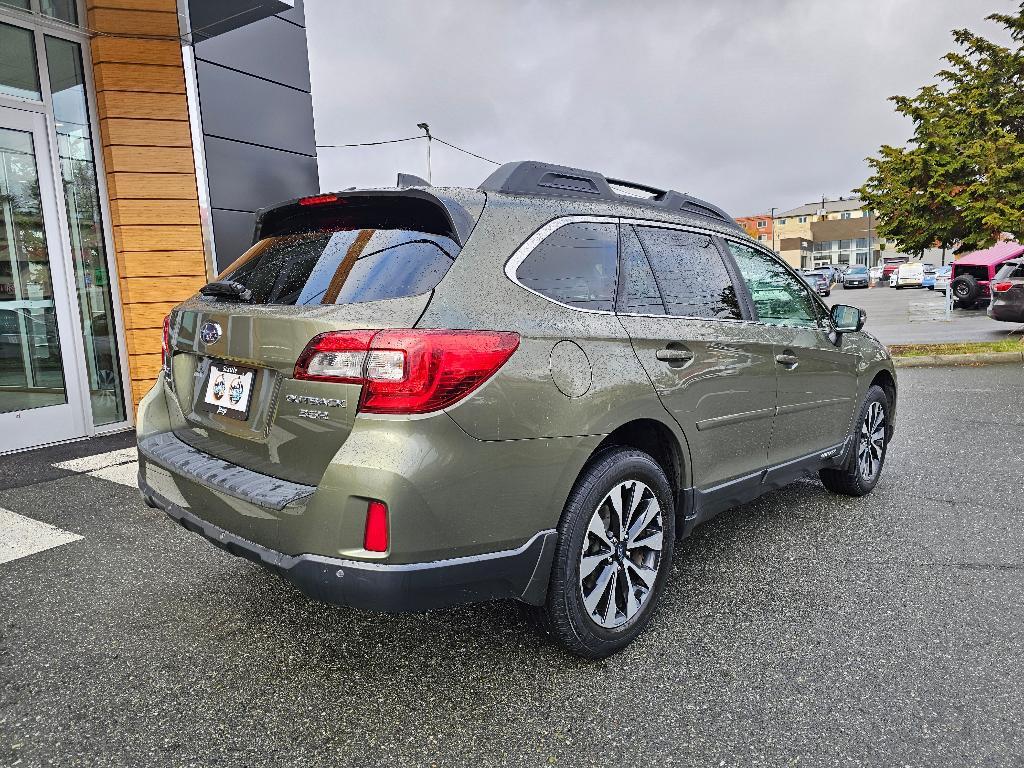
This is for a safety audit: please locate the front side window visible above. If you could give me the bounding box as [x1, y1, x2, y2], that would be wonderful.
[516, 222, 617, 311]
[725, 241, 820, 327]
[633, 226, 741, 320]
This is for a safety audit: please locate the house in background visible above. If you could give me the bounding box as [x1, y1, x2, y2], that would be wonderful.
[0, 0, 318, 453]
[735, 213, 773, 249]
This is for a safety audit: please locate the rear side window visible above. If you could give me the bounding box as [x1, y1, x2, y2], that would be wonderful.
[218, 228, 459, 305]
[633, 226, 741, 319]
[618, 225, 665, 315]
[516, 222, 618, 311]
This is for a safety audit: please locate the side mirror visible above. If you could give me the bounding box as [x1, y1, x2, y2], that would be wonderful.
[831, 304, 866, 333]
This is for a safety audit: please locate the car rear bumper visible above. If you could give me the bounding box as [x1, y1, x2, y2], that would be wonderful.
[140, 475, 557, 612]
[988, 302, 1024, 323]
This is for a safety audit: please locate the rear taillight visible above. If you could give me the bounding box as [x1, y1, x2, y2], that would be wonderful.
[161, 314, 171, 371]
[294, 329, 520, 414]
[993, 281, 1014, 293]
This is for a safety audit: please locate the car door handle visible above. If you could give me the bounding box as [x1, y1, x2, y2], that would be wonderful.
[656, 348, 694, 362]
[775, 353, 799, 368]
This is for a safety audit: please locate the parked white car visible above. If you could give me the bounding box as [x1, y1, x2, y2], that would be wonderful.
[870, 266, 883, 282]
[933, 265, 952, 294]
[894, 262, 925, 289]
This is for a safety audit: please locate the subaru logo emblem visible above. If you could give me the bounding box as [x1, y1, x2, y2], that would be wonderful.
[199, 321, 222, 345]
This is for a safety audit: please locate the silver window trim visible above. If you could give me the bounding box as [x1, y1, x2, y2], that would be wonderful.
[505, 214, 844, 335]
[504, 214, 759, 326]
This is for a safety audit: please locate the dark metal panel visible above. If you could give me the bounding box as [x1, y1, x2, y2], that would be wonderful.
[211, 208, 259, 271]
[275, 0, 304, 26]
[196, 60, 315, 156]
[193, 15, 311, 92]
[204, 135, 319, 214]
[186, 0, 294, 41]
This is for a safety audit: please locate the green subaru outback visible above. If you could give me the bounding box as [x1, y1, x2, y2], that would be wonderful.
[137, 161, 896, 658]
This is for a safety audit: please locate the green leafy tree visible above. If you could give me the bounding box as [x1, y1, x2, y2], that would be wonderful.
[859, 4, 1024, 253]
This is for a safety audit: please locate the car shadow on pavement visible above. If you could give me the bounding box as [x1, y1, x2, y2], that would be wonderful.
[174, 474, 844, 681]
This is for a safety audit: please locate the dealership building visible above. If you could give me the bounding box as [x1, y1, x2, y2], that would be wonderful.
[0, 0, 318, 453]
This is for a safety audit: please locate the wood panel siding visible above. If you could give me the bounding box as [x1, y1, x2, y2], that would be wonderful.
[107, 172, 198, 200]
[88, 0, 208, 412]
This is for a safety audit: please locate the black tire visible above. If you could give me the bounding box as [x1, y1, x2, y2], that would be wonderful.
[950, 274, 980, 305]
[530, 447, 675, 659]
[820, 385, 890, 497]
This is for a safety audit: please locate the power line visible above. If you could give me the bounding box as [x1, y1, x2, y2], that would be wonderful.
[316, 135, 424, 149]
[432, 137, 501, 166]
[317, 134, 502, 166]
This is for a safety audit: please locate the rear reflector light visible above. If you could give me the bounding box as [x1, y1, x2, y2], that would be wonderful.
[993, 281, 1013, 292]
[364, 500, 388, 552]
[294, 329, 520, 414]
[298, 193, 340, 206]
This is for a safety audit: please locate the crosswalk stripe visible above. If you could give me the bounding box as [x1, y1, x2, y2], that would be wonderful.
[53, 448, 139, 489]
[0, 507, 83, 565]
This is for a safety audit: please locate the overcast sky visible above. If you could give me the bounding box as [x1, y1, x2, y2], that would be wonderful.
[305, 0, 1015, 217]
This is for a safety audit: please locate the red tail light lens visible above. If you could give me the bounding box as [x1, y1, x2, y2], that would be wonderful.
[298, 193, 340, 206]
[993, 281, 1013, 292]
[294, 329, 520, 414]
[364, 500, 388, 552]
[161, 314, 171, 370]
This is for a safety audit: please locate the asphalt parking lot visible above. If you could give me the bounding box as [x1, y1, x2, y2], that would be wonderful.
[824, 280, 1020, 345]
[2, 364, 1023, 767]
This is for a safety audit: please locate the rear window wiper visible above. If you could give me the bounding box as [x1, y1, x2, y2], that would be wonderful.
[199, 280, 253, 303]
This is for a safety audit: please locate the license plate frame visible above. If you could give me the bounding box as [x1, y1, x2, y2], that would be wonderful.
[199, 360, 256, 421]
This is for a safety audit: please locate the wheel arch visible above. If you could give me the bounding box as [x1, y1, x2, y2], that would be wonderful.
[585, 418, 690, 521]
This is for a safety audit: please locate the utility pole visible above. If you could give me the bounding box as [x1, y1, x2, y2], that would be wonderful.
[416, 122, 432, 184]
[770, 206, 777, 253]
[866, 205, 873, 267]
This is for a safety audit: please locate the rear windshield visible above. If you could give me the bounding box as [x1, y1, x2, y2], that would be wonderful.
[995, 261, 1024, 280]
[217, 227, 460, 306]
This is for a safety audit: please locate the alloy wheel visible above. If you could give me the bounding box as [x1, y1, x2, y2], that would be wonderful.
[858, 401, 886, 481]
[578, 480, 664, 629]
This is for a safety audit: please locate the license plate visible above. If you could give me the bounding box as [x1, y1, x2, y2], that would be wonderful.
[200, 361, 256, 420]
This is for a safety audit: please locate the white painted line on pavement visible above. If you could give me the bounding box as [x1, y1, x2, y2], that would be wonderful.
[53, 448, 139, 488]
[88, 461, 139, 488]
[0, 507, 83, 565]
[53, 447, 137, 473]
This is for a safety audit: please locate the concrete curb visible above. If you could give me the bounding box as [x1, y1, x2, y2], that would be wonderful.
[892, 351, 1024, 368]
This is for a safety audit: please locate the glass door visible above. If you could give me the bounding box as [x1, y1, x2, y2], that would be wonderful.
[0, 105, 86, 451]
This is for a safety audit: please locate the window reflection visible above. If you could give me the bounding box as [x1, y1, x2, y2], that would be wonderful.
[40, 0, 78, 25]
[0, 127, 68, 413]
[45, 36, 126, 425]
[0, 22, 41, 101]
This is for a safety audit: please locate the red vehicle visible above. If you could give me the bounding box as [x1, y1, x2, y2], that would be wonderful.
[881, 256, 909, 284]
[950, 241, 1024, 309]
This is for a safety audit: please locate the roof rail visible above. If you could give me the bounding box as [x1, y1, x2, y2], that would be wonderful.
[478, 160, 742, 231]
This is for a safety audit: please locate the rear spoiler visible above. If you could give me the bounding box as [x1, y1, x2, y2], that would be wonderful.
[251, 188, 484, 247]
